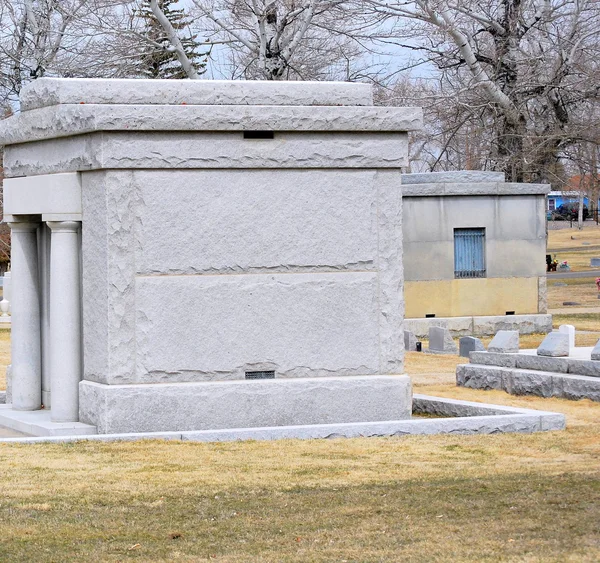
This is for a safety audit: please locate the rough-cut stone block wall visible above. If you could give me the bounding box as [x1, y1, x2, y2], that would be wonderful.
[82, 165, 404, 385]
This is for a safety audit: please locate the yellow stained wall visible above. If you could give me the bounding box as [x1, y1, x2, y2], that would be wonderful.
[405, 277, 539, 318]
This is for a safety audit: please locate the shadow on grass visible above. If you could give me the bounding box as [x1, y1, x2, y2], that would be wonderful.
[0, 471, 598, 562]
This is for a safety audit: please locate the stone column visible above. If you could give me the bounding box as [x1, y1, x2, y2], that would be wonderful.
[48, 221, 82, 422]
[9, 221, 42, 410]
[38, 224, 52, 408]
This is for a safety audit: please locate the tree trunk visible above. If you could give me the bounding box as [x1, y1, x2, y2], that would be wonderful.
[493, 1, 527, 182]
[497, 116, 526, 182]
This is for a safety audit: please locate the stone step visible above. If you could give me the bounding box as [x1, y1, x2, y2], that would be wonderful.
[457, 363, 600, 402]
[469, 351, 600, 378]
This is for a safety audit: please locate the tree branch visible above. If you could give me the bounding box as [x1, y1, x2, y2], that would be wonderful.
[150, 0, 200, 79]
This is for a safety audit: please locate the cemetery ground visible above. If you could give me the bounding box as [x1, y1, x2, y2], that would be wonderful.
[0, 328, 599, 560]
[547, 224, 600, 308]
[547, 223, 600, 272]
[1, 231, 600, 561]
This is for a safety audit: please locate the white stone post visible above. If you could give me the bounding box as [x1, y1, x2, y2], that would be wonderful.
[48, 221, 82, 422]
[559, 324, 576, 354]
[9, 221, 42, 410]
[0, 271, 10, 316]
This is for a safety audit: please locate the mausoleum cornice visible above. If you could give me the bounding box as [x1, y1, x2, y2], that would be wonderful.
[0, 103, 423, 146]
[0, 78, 422, 146]
[402, 182, 551, 197]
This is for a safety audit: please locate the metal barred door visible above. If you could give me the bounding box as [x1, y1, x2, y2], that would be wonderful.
[454, 228, 486, 278]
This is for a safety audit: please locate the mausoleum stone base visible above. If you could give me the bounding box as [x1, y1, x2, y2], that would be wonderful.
[79, 375, 412, 435]
[405, 314, 552, 338]
[0, 394, 565, 443]
[0, 405, 97, 436]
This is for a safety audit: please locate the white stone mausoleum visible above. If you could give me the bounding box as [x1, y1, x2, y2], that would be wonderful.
[0, 78, 422, 435]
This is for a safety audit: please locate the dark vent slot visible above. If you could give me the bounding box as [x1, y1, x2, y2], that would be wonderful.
[245, 370, 275, 380]
[505, 311, 515, 316]
[425, 314, 436, 318]
[243, 131, 275, 139]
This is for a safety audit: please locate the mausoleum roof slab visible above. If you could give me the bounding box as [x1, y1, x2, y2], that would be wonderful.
[0, 102, 423, 146]
[20, 78, 375, 111]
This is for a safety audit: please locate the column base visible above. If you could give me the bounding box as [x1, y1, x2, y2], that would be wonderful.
[0, 404, 97, 436]
[80, 375, 412, 435]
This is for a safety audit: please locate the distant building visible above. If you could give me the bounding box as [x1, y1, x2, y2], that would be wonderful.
[402, 171, 552, 337]
[547, 175, 600, 211]
[547, 191, 591, 211]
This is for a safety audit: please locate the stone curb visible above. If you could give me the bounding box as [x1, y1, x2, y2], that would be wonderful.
[468, 351, 600, 378]
[0, 395, 565, 444]
[457, 363, 600, 402]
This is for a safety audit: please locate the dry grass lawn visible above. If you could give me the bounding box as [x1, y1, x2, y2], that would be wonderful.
[553, 313, 600, 333]
[1, 419, 599, 563]
[548, 276, 600, 308]
[550, 248, 600, 271]
[547, 224, 600, 250]
[0, 331, 599, 561]
[547, 225, 600, 272]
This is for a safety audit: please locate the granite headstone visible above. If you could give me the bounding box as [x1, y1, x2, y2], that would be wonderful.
[537, 332, 569, 357]
[592, 339, 600, 361]
[404, 330, 417, 352]
[428, 326, 458, 354]
[488, 330, 519, 353]
[459, 336, 485, 358]
[558, 324, 575, 353]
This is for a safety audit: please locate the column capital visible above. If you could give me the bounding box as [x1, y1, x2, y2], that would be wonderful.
[9, 221, 40, 233]
[47, 221, 81, 233]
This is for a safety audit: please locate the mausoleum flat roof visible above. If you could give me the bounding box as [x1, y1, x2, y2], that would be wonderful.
[19, 78, 375, 110]
[0, 79, 423, 146]
[402, 182, 551, 196]
[402, 171, 506, 184]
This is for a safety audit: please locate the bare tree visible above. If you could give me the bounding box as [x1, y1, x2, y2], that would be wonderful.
[147, 0, 203, 79]
[0, 0, 218, 112]
[191, 0, 363, 80]
[562, 137, 600, 228]
[362, 0, 600, 183]
[0, 1, 140, 109]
